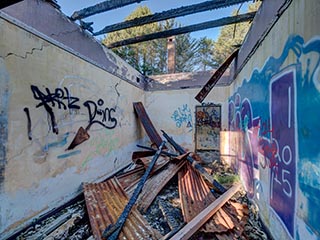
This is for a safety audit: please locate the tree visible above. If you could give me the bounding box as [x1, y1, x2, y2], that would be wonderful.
[196, 37, 216, 71]
[212, 2, 261, 65]
[103, 6, 201, 75]
[103, 6, 160, 75]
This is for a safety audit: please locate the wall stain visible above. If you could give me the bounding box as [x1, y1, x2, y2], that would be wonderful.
[0, 59, 9, 191]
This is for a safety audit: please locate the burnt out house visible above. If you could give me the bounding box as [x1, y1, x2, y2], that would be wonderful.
[0, 0, 320, 239]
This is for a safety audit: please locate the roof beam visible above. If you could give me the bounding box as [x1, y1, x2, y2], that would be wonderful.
[94, 0, 251, 35]
[71, 0, 147, 20]
[0, 0, 23, 9]
[105, 12, 256, 48]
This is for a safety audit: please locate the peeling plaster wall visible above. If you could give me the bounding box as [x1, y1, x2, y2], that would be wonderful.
[0, 12, 145, 237]
[228, 0, 320, 239]
[145, 86, 230, 151]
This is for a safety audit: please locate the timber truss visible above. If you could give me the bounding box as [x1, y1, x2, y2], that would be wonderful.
[70, 0, 257, 48]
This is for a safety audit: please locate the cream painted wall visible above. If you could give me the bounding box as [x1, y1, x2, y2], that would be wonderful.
[145, 86, 230, 151]
[229, 0, 320, 239]
[0, 18, 145, 236]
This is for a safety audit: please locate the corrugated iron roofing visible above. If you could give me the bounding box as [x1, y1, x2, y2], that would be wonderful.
[83, 178, 162, 240]
[178, 162, 216, 223]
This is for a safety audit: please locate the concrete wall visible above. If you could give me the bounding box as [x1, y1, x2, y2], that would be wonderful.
[145, 86, 230, 151]
[228, 0, 320, 239]
[0, 5, 146, 236]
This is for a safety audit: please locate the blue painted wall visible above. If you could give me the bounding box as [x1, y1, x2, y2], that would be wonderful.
[229, 34, 320, 239]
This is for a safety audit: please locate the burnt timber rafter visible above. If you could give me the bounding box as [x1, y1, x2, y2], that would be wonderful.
[94, 0, 251, 35]
[71, 0, 147, 20]
[0, 0, 23, 9]
[106, 12, 256, 48]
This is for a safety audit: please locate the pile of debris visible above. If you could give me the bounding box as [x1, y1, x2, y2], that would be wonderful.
[13, 102, 269, 239]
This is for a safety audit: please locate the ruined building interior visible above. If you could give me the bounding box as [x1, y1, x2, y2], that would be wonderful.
[0, 0, 320, 239]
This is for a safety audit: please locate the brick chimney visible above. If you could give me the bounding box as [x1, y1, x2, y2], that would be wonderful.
[167, 36, 176, 74]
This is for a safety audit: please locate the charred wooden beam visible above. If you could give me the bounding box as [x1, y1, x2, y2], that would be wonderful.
[103, 141, 166, 240]
[162, 130, 227, 194]
[105, 12, 256, 48]
[0, 0, 23, 9]
[195, 48, 239, 103]
[94, 0, 251, 35]
[71, 0, 147, 20]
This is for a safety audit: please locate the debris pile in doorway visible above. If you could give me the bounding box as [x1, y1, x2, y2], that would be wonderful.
[14, 102, 269, 240]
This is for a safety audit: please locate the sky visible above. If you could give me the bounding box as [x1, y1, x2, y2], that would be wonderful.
[56, 0, 250, 42]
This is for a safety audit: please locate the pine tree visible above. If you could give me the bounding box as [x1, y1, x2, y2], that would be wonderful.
[212, 2, 261, 65]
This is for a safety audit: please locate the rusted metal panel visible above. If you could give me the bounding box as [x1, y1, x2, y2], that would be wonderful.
[133, 102, 164, 148]
[102, 141, 165, 240]
[195, 48, 239, 103]
[137, 160, 186, 213]
[83, 178, 162, 240]
[117, 165, 145, 193]
[178, 163, 216, 223]
[162, 130, 226, 193]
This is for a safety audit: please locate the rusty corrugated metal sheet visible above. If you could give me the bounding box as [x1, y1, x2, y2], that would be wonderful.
[83, 178, 162, 240]
[201, 200, 249, 239]
[178, 162, 216, 222]
[133, 102, 164, 148]
[117, 165, 145, 193]
[178, 163, 249, 238]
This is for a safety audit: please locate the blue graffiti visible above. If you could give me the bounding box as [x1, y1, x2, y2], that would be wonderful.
[44, 132, 70, 152]
[229, 35, 320, 237]
[57, 150, 81, 159]
[171, 104, 193, 130]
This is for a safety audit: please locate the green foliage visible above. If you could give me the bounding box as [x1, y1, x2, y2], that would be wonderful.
[213, 173, 240, 185]
[103, 6, 205, 75]
[196, 37, 217, 71]
[212, 2, 261, 66]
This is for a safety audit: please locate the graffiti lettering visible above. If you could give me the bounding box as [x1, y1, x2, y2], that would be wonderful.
[259, 119, 273, 136]
[171, 104, 192, 130]
[30, 85, 80, 134]
[23, 107, 32, 140]
[31, 85, 80, 110]
[84, 99, 117, 130]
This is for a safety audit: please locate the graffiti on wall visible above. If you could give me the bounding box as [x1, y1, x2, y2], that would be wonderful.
[171, 104, 193, 131]
[24, 76, 119, 158]
[229, 35, 320, 238]
[195, 104, 221, 150]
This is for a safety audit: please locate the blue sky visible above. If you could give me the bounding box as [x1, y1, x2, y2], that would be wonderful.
[57, 0, 249, 41]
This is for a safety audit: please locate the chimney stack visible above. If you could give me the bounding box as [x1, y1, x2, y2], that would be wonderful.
[167, 36, 176, 74]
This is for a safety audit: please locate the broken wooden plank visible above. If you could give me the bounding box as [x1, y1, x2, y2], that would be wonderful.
[162, 130, 226, 193]
[137, 159, 186, 213]
[0, 0, 23, 9]
[170, 183, 242, 240]
[195, 48, 239, 103]
[102, 141, 165, 239]
[133, 156, 170, 175]
[104, 12, 256, 47]
[117, 165, 145, 192]
[94, 0, 251, 35]
[71, 0, 147, 20]
[133, 102, 164, 148]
